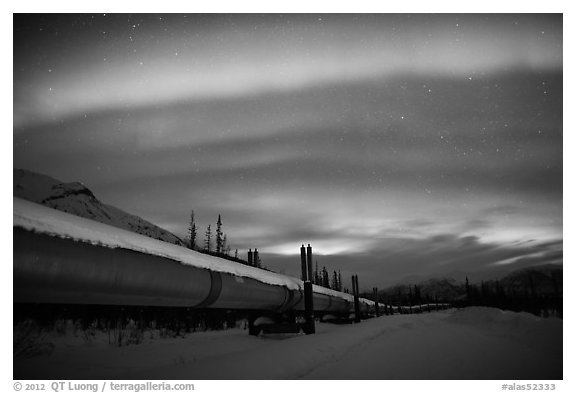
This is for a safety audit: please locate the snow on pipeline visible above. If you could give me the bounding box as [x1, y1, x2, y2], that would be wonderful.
[13, 197, 366, 305]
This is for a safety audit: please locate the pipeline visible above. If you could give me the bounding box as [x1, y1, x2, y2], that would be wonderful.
[13, 198, 378, 315]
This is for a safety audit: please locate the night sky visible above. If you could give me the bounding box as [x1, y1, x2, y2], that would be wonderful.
[13, 14, 563, 288]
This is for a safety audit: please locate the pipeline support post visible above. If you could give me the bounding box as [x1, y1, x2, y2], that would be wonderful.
[303, 281, 315, 334]
[306, 244, 313, 285]
[352, 274, 361, 323]
[303, 244, 315, 334]
[300, 245, 307, 281]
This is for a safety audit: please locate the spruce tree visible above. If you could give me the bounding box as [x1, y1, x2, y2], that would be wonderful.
[222, 233, 227, 255]
[332, 270, 338, 290]
[322, 267, 330, 288]
[215, 215, 223, 254]
[204, 225, 212, 252]
[338, 270, 342, 291]
[187, 210, 197, 250]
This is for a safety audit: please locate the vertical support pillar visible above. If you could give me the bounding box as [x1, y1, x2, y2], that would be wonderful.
[254, 248, 259, 267]
[302, 244, 315, 334]
[373, 287, 379, 317]
[304, 281, 315, 334]
[300, 245, 307, 281]
[306, 244, 313, 285]
[356, 275, 361, 321]
[353, 275, 361, 323]
[248, 249, 253, 266]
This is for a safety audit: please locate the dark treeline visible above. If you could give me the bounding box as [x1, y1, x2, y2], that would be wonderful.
[186, 210, 267, 269]
[310, 261, 343, 291]
[462, 267, 562, 318]
[364, 283, 440, 308]
[372, 265, 562, 318]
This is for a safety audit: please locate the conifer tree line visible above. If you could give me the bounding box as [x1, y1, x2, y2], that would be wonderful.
[311, 261, 343, 292]
[371, 270, 562, 318]
[187, 211, 231, 256]
[462, 272, 562, 318]
[185, 210, 259, 268]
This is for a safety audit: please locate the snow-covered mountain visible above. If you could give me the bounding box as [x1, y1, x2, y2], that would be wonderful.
[13, 168, 184, 246]
[499, 264, 562, 296]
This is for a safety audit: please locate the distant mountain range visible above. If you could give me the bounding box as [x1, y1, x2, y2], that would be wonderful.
[13, 168, 184, 246]
[498, 264, 562, 296]
[377, 264, 562, 302]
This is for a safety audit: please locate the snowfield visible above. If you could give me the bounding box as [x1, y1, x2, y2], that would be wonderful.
[14, 307, 562, 380]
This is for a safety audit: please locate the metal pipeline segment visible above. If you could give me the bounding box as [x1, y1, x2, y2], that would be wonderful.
[13, 197, 375, 314]
[295, 290, 353, 313]
[13, 227, 357, 313]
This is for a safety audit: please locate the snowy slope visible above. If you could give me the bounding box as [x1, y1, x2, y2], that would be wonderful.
[13, 308, 562, 379]
[13, 168, 184, 246]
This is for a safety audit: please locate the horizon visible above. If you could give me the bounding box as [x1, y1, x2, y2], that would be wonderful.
[13, 13, 563, 289]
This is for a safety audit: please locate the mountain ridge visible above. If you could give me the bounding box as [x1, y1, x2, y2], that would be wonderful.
[13, 168, 184, 247]
[377, 263, 562, 303]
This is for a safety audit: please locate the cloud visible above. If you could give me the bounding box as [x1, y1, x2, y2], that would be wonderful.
[14, 14, 562, 126]
[261, 232, 563, 288]
[15, 70, 562, 187]
[14, 70, 562, 262]
[13, 14, 562, 290]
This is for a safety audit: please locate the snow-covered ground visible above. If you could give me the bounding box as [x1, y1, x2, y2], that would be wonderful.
[14, 307, 562, 380]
